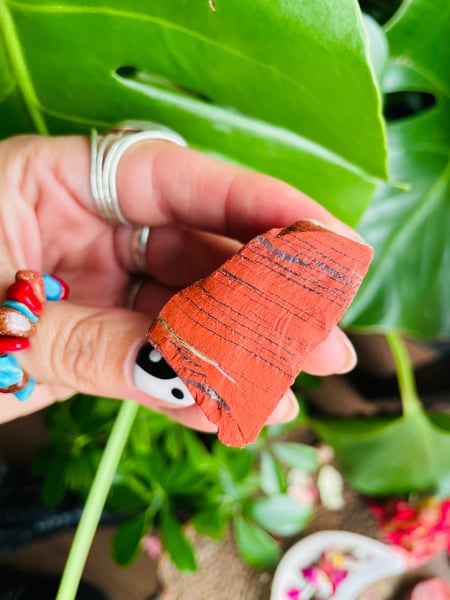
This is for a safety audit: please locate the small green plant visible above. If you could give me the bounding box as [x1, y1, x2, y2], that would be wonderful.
[33, 391, 317, 572]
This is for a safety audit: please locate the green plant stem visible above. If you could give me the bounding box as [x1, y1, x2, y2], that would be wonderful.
[386, 331, 422, 417]
[56, 400, 139, 600]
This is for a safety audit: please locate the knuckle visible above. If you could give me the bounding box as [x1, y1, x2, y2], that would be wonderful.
[53, 312, 110, 388]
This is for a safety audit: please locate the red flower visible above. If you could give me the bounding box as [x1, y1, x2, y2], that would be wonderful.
[370, 497, 450, 565]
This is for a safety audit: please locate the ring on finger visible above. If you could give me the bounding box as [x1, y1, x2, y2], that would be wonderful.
[126, 276, 146, 310]
[130, 225, 150, 273]
[90, 120, 187, 226]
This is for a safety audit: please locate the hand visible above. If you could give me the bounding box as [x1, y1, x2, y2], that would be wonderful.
[410, 578, 450, 600]
[0, 133, 359, 429]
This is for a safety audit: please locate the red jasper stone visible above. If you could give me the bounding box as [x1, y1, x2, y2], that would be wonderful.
[147, 220, 374, 447]
[6, 280, 43, 314]
[0, 336, 31, 353]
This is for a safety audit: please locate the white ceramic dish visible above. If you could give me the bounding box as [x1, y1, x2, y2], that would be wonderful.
[271, 530, 407, 600]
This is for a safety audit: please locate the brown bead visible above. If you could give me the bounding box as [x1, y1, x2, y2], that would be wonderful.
[0, 307, 35, 338]
[16, 270, 45, 304]
[2, 371, 29, 393]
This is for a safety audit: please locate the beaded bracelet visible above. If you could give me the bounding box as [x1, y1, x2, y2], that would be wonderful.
[0, 270, 69, 401]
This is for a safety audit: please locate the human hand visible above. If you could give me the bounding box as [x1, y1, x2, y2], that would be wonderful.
[0, 131, 360, 429]
[410, 577, 450, 600]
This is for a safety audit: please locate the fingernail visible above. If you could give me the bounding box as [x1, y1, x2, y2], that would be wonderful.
[335, 333, 358, 374]
[268, 389, 300, 424]
[304, 218, 366, 244]
[133, 342, 195, 407]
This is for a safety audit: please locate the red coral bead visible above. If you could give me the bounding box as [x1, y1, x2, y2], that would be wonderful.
[0, 336, 31, 353]
[51, 275, 69, 300]
[6, 280, 43, 314]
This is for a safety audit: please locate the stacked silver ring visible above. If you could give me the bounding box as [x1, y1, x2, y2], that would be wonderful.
[90, 120, 187, 226]
[89, 121, 187, 306]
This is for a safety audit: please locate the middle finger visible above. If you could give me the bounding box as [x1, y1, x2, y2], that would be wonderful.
[117, 225, 241, 288]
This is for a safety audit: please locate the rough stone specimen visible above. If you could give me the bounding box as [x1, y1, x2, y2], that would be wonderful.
[147, 220, 374, 447]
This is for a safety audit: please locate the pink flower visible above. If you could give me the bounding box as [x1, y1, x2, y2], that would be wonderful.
[141, 534, 162, 560]
[328, 568, 348, 592]
[369, 497, 450, 565]
[301, 564, 321, 585]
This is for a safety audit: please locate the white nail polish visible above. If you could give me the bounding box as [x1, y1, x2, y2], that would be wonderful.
[134, 342, 195, 407]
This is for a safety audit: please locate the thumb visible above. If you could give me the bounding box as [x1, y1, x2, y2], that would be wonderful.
[20, 300, 194, 410]
[0, 270, 194, 411]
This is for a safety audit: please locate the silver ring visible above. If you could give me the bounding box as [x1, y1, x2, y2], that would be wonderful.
[130, 225, 150, 273]
[90, 120, 187, 226]
[126, 276, 146, 310]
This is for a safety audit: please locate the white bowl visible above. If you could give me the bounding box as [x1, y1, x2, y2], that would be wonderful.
[271, 530, 407, 600]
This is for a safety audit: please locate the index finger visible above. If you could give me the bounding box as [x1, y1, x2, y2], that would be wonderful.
[116, 141, 356, 241]
[36, 135, 357, 242]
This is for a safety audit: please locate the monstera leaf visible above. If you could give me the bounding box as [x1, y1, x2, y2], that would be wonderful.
[314, 409, 450, 496]
[313, 331, 450, 496]
[0, 0, 387, 224]
[344, 0, 450, 336]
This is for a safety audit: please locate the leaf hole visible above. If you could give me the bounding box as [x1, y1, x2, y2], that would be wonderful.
[384, 91, 436, 122]
[358, 0, 403, 24]
[115, 66, 213, 104]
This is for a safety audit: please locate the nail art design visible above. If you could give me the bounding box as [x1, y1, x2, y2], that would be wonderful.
[134, 342, 195, 407]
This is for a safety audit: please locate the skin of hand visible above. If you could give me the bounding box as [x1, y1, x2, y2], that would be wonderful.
[0, 134, 360, 429]
[410, 578, 450, 600]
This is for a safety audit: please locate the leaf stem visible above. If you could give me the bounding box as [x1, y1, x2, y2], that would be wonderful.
[386, 332, 422, 417]
[0, 0, 48, 134]
[56, 400, 139, 600]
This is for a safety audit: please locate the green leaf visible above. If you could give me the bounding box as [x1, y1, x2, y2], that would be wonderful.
[163, 461, 209, 495]
[159, 509, 197, 572]
[313, 411, 450, 495]
[428, 413, 450, 431]
[108, 477, 150, 511]
[214, 443, 254, 481]
[128, 410, 152, 456]
[249, 494, 312, 536]
[233, 516, 280, 568]
[344, 104, 450, 337]
[65, 453, 96, 497]
[181, 429, 214, 470]
[162, 427, 185, 460]
[272, 442, 318, 472]
[112, 512, 148, 565]
[39, 453, 69, 506]
[0, 0, 387, 224]
[363, 14, 389, 88]
[344, 0, 450, 337]
[133, 453, 163, 486]
[385, 0, 450, 96]
[191, 505, 230, 540]
[259, 450, 287, 495]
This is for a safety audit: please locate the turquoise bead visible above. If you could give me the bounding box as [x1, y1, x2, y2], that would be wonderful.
[43, 273, 63, 301]
[13, 378, 36, 402]
[2, 300, 39, 323]
[0, 353, 23, 388]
